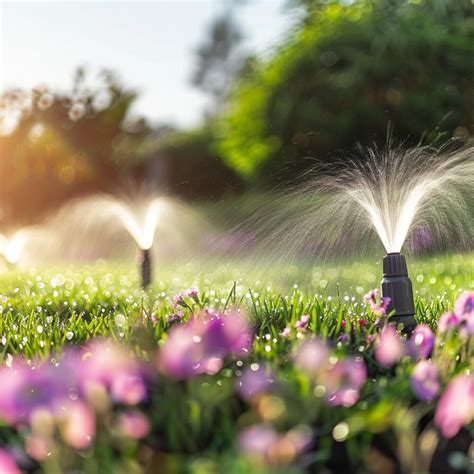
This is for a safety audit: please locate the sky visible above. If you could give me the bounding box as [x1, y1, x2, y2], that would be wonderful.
[0, 0, 294, 127]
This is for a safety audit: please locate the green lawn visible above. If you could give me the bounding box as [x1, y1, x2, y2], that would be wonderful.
[0, 252, 472, 473]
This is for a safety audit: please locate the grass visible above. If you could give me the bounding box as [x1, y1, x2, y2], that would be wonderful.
[1, 252, 472, 358]
[0, 252, 472, 473]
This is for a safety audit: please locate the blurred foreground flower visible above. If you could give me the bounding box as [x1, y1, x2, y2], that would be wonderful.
[375, 325, 404, 367]
[0, 449, 20, 474]
[407, 324, 434, 359]
[324, 357, 367, 407]
[238, 424, 311, 466]
[293, 338, 329, 376]
[77, 340, 147, 406]
[294, 339, 366, 407]
[235, 364, 273, 400]
[438, 292, 474, 337]
[117, 411, 150, 439]
[159, 310, 251, 380]
[410, 360, 439, 402]
[434, 374, 474, 438]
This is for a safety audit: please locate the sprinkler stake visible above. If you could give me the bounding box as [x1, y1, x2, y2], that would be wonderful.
[381, 253, 416, 334]
[139, 248, 152, 289]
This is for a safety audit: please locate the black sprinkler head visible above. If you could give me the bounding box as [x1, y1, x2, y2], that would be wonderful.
[138, 248, 152, 289]
[381, 253, 416, 334]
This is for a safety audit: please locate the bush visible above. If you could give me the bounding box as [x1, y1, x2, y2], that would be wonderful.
[215, 0, 474, 182]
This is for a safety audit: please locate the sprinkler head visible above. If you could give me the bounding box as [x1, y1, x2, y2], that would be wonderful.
[138, 248, 152, 289]
[381, 253, 416, 334]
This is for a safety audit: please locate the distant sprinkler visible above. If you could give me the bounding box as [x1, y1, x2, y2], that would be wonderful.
[102, 197, 164, 290]
[138, 247, 152, 289]
[381, 253, 416, 334]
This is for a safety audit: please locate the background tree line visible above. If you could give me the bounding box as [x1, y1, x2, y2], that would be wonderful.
[0, 0, 472, 224]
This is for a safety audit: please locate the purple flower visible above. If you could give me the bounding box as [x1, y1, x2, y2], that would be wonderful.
[236, 364, 273, 400]
[117, 411, 150, 439]
[295, 315, 310, 330]
[410, 360, 439, 401]
[166, 312, 184, 323]
[453, 292, 474, 337]
[0, 362, 69, 424]
[365, 289, 391, 315]
[438, 311, 460, 333]
[294, 339, 330, 376]
[375, 325, 404, 367]
[407, 324, 435, 359]
[434, 374, 474, 438]
[454, 292, 474, 318]
[158, 311, 251, 380]
[110, 373, 147, 405]
[0, 449, 20, 474]
[323, 356, 367, 407]
[438, 293, 474, 337]
[173, 293, 185, 305]
[337, 334, 349, 343]
[77, 340, 146, 403]
[364, 289, 379, 303]
[238, 425, 311, 463]
[185, 286, 199, 298]
[238, 424, 278, 457]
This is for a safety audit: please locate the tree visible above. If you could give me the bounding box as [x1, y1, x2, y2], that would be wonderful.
[191, 13, 245, 113]
[215, 0, 474, 182]
[0, 68, 147, 224]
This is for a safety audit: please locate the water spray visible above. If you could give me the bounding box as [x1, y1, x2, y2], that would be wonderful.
[381, 252, 416, 333]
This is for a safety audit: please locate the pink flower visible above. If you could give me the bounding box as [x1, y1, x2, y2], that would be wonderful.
[324, 357, 367, 407]
[111, 373, 147, 405]
[438, 311, 460, 333]
[117, 411, 150, 439]
[341, 320, 347, 329]
[294, 339, 330, 376]
[364, 289, 379, 303]
[25, 434, 52, 461]
[78, 340, 146, 401]
[410, 360, 439, 401]
[375, 325, 404, 367]
[235, 365, 273, 400]
[56, 400, 95, 449]
[295, 315, 310, 330]
[0, 449, 20, 474]
[453, 292, 474, 337]
[407, 324, 435, 359]
[281, 327, 291, 337]
[365, 289, 391, 315]
[238, 424, 279, 457]
[238, 425, 311, 461]
[185, 286, 199, 298]
[158, 311, 251, 380]
[434, 374, 474, 438]
[454, 292, 474, 318]
[173, 293, 185, 304]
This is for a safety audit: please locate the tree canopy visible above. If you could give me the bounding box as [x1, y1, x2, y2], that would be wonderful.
[215, 0, 474, 182]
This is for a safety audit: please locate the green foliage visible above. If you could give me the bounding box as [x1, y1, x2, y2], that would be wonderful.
[216, 0, 474, 181]
[132, 127, 243, 199]
[0, 69, 147, 223]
